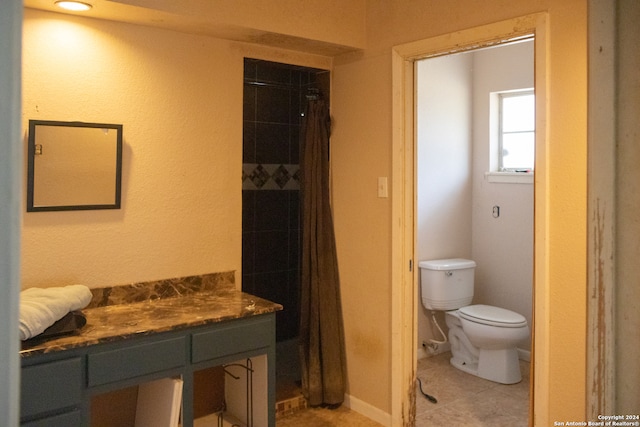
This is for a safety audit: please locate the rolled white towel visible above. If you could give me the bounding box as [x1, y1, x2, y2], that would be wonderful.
[19, 285, 92, 341]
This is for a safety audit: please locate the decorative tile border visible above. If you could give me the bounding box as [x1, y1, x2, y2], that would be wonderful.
[276, 394, 308, 419]
[243, 163, 300, 190]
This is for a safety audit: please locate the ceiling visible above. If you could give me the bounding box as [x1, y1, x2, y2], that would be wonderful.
[23, 0, 361, 57]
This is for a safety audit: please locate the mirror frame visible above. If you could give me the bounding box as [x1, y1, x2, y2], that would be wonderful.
[27, 120, 123, 212]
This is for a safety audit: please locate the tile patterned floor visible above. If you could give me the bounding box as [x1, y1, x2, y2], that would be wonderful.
[414, 351, 530, 426]
[276, 351, 530, 426]
[276, 404, 384, 427]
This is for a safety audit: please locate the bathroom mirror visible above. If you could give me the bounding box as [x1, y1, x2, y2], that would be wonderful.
[27, 120, 123, 212]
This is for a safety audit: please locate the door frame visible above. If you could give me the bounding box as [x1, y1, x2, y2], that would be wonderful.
[390, 13, 548, 426]
[0, 1, 22, 425]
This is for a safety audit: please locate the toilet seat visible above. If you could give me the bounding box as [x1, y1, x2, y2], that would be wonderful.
[458, 304, 527, 328]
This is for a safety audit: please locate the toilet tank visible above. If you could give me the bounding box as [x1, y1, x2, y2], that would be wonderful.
[419, 258, 476, 310]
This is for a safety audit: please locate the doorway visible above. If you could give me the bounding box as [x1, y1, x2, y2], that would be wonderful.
[413, 40, 534, 424]
[390, 13, 547, 426]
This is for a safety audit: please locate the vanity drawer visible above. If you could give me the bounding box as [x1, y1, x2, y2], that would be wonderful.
[192, 316, 273, 363]
[21, 357, 83, 419]
[88, 336, 186, 386]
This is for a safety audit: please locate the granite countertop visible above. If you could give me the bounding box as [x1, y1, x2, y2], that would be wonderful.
[20, 275, 282, 358]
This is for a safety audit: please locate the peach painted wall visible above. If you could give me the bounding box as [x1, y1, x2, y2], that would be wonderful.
[130, 0, 367, 50]
[331, 51, 393, 415]
[21, 8, 331, 289]
[21, 9, 243, 289]
[19, 1, 591, 424]
[332, 0, 587, 422]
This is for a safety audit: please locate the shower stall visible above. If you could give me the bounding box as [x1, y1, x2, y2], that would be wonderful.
[241, 58, 329, 398]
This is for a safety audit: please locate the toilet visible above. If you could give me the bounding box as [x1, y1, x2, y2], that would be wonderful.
[419, 258, 529, 384]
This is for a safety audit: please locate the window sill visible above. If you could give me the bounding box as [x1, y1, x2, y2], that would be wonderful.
[485, 171, 534, 184]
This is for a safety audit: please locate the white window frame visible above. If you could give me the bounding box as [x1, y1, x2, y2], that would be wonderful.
[498, 89, 535, 172]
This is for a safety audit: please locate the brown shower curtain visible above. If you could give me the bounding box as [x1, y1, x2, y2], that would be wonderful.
[299, 98, 346, 407]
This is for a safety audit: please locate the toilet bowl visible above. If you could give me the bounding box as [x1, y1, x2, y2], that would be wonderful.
[446, 305, 529, 384]
[419, 259, 530, 384]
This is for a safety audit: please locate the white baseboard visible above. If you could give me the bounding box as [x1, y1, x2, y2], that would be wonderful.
[517, 347, 531, 362]
[417, 341, 451, 360]
[343, 393, 392, 427]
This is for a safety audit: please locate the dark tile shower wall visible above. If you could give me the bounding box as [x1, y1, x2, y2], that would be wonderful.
[242, 59, 326, 342]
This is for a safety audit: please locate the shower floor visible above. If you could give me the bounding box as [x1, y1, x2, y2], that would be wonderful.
[276, 338, 302, 401]
[275, 338, 306, 419]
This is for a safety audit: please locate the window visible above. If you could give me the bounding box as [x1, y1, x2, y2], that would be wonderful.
[499, 90, 535, 171]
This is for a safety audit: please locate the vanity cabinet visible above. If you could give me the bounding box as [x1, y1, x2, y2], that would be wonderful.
[20, 314, 276, 427]
[87, 336, 187, 387]
[21, 357, 83, 427]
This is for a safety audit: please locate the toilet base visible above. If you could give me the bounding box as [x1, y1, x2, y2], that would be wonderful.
[450, 347, 522, 384]
[450, 356, 479, 376]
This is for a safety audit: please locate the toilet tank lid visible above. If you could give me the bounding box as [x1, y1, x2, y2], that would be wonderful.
[419, 258, 476, 271]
